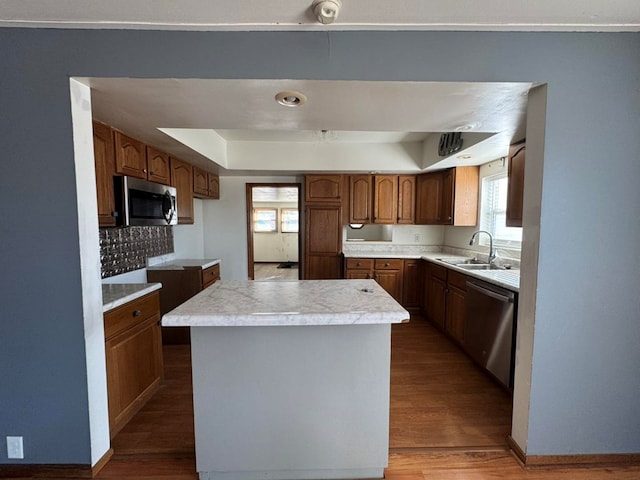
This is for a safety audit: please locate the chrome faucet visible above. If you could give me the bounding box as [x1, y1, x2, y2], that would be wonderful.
[469, 230, 496, 264]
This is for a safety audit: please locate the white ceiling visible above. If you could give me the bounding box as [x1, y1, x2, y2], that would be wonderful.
[1, 0, 639, 31]
[84, 78, 532, 175]
[15, 1, 633, 175]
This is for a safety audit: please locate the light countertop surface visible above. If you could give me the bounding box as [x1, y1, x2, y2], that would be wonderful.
[146, 258, 220, 271]
[102, 283, 162, 312]
[162, 279, 410, 327]
[344, 250, 519, 292]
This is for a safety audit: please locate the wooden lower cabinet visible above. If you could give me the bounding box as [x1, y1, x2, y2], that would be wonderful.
[402, 259, 422, 311]
[423, 261, 468, 345]
[373, 259, 403, 303]
[104, 291, 163, 438]
[147, 263, 220, 344]
[345, 257, 405, 305]
[424, 263, 447, 330]
[445, 271, 468, 345]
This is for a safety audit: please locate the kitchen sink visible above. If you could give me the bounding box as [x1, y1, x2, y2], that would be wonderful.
[458, 264, 505, 270]
[437, 257, 488, 266]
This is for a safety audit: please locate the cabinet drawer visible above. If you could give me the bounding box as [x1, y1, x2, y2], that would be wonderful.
[374, 258, 403, 270]
[447, 270, 468, 290]
[346, 258, 374, 270]
[430, 263, 448, 281]
[104, 292, 160, 340]
[202, 264, 220, 288]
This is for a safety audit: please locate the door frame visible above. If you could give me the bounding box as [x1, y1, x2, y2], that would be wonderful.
[246, 183, 302, 280]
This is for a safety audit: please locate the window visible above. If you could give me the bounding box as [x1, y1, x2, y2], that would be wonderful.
[479, 172, 522, 249]
[280, 208, 299, 233]
[253, 208, 277, 232]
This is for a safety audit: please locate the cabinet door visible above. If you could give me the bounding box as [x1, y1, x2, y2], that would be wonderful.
[375, 269, 403, 303]
[305, 175, 343, 203]
[305, 255, 342, 280]
[440, 169, 455, 225]
[193, 166, 209, 197]
[426, 274, 447, 330]
[402, 259, 421, 309]
[170, 157, 194, 224]
[93, 122, 117, 227]
[506, 142, 526, 227]
[304, 204, 342, 279]
[349, 175, 372, 224]
[208, 173, 220, 199]
[114, 131, 147, 179]
[445, 284, 466, 345]
[105, 315, 163, 437]
[450, 166, 479, 226]
[397, 175, 416, 224]
[415, 172, 442, 224]
[146, 146, 171, 185]
[373, 175, 398, 224]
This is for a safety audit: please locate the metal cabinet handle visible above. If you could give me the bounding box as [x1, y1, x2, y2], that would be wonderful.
[133, 310, 142, 317]
[385, 262, 390, 267]
[356, 262, 361, 266]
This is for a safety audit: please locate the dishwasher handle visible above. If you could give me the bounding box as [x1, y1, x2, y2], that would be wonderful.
[466, 280, 514, 303]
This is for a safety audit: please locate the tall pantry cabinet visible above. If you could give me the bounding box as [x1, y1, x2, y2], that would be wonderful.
[304, 175, 344, 279]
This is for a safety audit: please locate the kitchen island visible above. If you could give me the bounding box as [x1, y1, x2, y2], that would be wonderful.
[162, 279, 409, 480]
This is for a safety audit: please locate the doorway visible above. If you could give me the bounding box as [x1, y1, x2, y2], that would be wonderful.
[246, 183, 302, 280]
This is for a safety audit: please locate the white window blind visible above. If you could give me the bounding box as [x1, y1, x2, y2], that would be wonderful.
[480, 172, 522, 249]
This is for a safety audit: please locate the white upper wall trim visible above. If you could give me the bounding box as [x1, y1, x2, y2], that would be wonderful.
[0, 0, 639, 32]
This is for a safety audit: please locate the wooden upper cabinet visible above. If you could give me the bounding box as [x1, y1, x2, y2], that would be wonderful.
[397, 175, 416, 224]
[415, 172, 443, 224]
[416, 167, 478, 226]
[193, 166, 209, 197]
[208, 173, 220, 199]
[170, 157, 194, 224]
[305, 175, 343, 203]
[348, 174, 400, 225]
[349, 175, 372, 223]
[146, 146, 171, 185]
[192, 166, 220, 199]
[93, 122, 117, 227]
[444, 166, 478, 226]
[373, 175, 398, 224]
[114, 131, 147, 179]
[506, 141, 526, 227]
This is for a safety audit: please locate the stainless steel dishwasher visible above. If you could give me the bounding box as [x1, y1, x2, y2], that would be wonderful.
[465, 278, 517, 389]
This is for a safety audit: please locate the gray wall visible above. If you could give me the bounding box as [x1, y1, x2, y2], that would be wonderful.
[0, 29, 639, 464]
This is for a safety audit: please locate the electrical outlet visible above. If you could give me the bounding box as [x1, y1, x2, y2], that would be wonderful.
[7, 436, 24, 459]
[414, 233, 420, 243]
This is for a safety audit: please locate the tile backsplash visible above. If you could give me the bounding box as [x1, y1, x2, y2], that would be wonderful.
[99, 226, 174, 278]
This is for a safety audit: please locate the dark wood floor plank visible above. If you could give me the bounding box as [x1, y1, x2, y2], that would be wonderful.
[94, 316, 639, 479]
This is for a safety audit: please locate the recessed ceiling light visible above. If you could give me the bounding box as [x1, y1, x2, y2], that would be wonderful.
[275, 91, 307, 107]
[454, 122, 481, 132]
[457, 154, 473, 160]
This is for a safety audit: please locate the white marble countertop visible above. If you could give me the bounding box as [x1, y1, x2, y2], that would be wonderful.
[146, 258, 220, 271]
[102, 283, 162, 312]
[162, 279, 410, 327]
[421, 253, 519, 292]
[343, 249, 519, 292]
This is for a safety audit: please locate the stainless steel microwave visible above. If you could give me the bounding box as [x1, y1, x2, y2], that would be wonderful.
[114, 176, 178, 226]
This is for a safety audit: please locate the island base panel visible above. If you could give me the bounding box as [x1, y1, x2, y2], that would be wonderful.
[191, 324, 391, 480]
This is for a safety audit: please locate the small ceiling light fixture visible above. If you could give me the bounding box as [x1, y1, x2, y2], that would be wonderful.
[454, 122, 481, 132]
[457, 154, 473, 160]
[275, 90, 307, 107]
[311, 0, 342, 24]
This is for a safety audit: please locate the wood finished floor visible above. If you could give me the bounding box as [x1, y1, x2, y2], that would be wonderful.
[95, 317, 640, 479]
